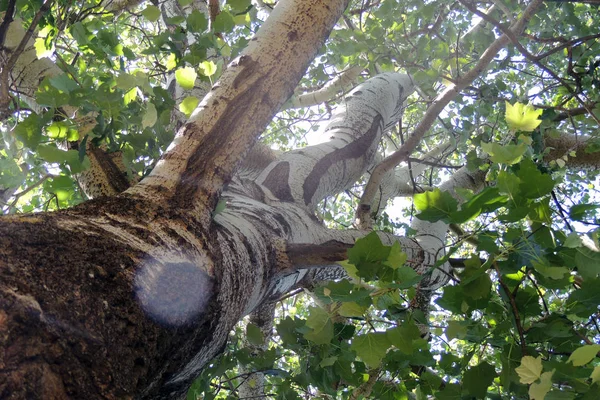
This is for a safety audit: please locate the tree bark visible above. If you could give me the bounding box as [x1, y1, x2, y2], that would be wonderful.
[0, 1, 502, 398]
[1, 0, 354, 398]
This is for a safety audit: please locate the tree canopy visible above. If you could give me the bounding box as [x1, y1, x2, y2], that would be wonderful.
[1, 0, 600, 399]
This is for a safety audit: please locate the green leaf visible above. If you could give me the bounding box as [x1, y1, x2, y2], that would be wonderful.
[435, 383, 462, 400]
[37, 144, 77, 164]
[451, 187, 507, 223]
[13, 113, 43, 149]
[227, 0, 251, 12]
[567, 278, 600, 317]
[319, 280, 371, 303]
[142, 103, 158, 128]
[49, 74, 78, 93]
[338, 260, 360, 282]
[246, 323, 264, 346]
[590, 365, 600, 385]
[187, 10, 208, 33]
[175, 67, 197, 90]
[213, 11, 235, 33]
[391, 266, 422, 289]
[276, 316, 303, 345]
[529, 370, 554, 400]
[436, 285, 467, 314]
[445, 320, 467, 340]
[351, 332, 390, 368]
[517, 159, 554, 199]
[338, 302, 368, 318]
[505, 101, 543, 132]
[303, 306, 333, 345]
[414, 188, 458, 222]
[567, 344, 600, 366]
[142, 5, 161, 22]
[564, 232, 582, 248]
[569, 204, 599, 222]
[532, 260, 569, 280]
[545, 390, 577, 400]
[0, 158, 25, 189]
[497, 171, 521, 198]
[463, 362, 496, 399]
[528, 198, 553, 224]
[384, 242, 407, 270]
[387, 321, 421, 354]
[319, 356, 337, 368]
[233, 13, 250, 26]
[574, 245, 600, 279]
[179, 96, 200, 117]
[36, 77, 70, 108]
[481, 141, 528, 165]
[347, 232, 390, 280]
[70, 22, 89, 45]
[516, 356, 543, 384]
[116, 73, 136, 91]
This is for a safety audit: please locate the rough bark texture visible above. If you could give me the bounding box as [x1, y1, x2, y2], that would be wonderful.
[0, 196, 216, 399]
[0, 68, 443, 400]
[0, 1, 491, 399]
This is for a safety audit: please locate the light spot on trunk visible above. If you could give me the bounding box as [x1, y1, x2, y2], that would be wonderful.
[134, 258, 213, 327]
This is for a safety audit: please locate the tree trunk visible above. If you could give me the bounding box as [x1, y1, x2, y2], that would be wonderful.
[0, 0, 495, 398]
[1, 0, 354, 398]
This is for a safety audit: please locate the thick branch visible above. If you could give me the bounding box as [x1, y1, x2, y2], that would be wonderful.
[255, 73, 414, 209]
[544, 133, 600, 169]
[129, 0, 351, 220]
[357, 141, 454, 228]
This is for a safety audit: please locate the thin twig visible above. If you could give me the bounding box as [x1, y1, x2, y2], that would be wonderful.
[4, 0, 54, 72]
[494, 261, 527, 354]
[358, 0, 543, 217]
[459, 0, 600, 126]
[6, 174, 54, 210]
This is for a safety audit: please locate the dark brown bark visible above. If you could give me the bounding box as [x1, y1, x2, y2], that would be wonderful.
[0, 197, 221, 399]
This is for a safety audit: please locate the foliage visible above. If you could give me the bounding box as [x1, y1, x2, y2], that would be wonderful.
[2, 0, 600, 399]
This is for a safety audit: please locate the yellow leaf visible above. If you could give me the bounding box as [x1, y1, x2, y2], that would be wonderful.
[166, 53, 177, 71]
[529, 370, 554, 400]
[505, 101, 543, 132]
[567, 344, 600, 366]
[179, 96, 199, 117]
[34, 37, 53, 58]
[199, 60, 217, 77]
[515, 356, 543, 384]
[175, 66, 197, 90]
[591, 365, 600, 384]
[124, 87, 137, 105]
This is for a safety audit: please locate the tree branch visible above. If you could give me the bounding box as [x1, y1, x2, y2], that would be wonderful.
[128, 0, 351, 223]
[282, 65, 364, 110]
[459, 0, 600, 125]
[358, 0, 544, 219]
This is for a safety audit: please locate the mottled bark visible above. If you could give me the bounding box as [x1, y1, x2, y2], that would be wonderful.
[544, 133, 600, 169]
[1, 1, 357, 398]
[0, 1, 507, 399]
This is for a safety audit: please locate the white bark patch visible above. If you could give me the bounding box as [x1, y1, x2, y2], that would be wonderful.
[257, 73, 414, 208]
